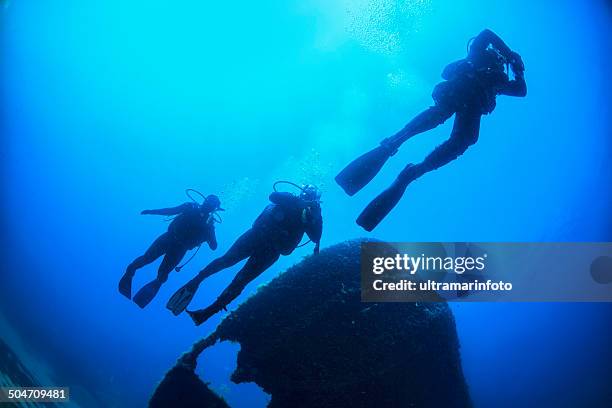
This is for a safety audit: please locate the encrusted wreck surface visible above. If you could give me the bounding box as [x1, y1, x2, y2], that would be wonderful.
[151, 239, 471, 408]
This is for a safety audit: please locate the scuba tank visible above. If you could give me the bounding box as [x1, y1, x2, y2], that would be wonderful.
[168, 204, 208, 246]
[435, 48, 508, 115]
[253, 181, 321, 250]
[169, 189, 223, 246]
[441, 59, 474, 81]
[173, 189, 223, 271]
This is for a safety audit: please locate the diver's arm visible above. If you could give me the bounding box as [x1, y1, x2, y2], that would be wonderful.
[207, 225, 218, 250]
[499, 61, 527, 97]
[499, 74, 527, 97]
[141, 202, 193, 216]
[469, 29, 512, 59]
[305, 206, 322, 254]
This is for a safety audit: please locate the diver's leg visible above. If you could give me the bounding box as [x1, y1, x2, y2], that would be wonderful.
[356, 110, 481, 232]
[127, 234, 171, 273]
[193, 229, 260, 284]
[385, 105, 454, 151]
[166, 229, 262, 315]
[158, 248, 189, 281]
[119, 233, 171, 299]
[187, 249, 280, 325]
[335, 105, 454, 196]
[407, 109, 482, 180]
[133, 245, 188, 308]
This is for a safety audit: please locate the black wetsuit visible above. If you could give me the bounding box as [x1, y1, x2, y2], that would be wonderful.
[384, 29, 527, 182]
[192, 192, 322, 316]
[126, 202, 217, 283]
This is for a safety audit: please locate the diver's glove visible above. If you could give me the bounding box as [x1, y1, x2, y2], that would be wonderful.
[141, 209, 152, 215]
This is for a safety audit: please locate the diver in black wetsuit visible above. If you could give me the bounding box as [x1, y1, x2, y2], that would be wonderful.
[335, 29, 527, 231]
[167, 185, 323, 325]
[118, 194, 222, 308]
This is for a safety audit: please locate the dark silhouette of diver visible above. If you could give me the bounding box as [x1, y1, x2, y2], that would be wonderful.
[118, 194, 223, 308]
[167, 184, 323, 325]
[335, 29, 526, 231]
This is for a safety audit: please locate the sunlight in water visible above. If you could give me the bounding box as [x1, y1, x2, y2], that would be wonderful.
[345, 0, 432, 54]
[272, 148, 334, 193]
[218, 177, 262, 211]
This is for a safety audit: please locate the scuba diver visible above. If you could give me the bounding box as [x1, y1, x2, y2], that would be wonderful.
[118, 192, 223, 308]
[167, 183, 323, 326]
[335, 29, 526, 231]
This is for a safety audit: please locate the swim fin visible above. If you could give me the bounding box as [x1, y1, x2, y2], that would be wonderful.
[166, 279, 201, 316]
[186, 306, 218, 326]
[133, 279, 162, 309]
[356, 164, 416, 232]
[335, 144, 395, 196]
[118, 272, 134, 300]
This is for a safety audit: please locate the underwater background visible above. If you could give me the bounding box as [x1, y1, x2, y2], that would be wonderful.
[1, 0, 612, 407]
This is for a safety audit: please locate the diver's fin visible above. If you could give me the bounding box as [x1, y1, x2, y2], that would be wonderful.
[118, 272, 134, 300]
[356, 164, 415, 232]
[133, 280, 162, 309]
[335, 144, 394, 196]
[186, 307, 217, 327]
[166, 280, 200, 316]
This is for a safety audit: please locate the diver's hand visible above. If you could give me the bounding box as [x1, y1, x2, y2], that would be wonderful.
[509, 51, 524, 73]
[141, 210, 152, 215]
[313, 244, 320, 255]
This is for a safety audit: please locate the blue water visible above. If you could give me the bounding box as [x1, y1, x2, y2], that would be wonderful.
[1, 0, 611, 407]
